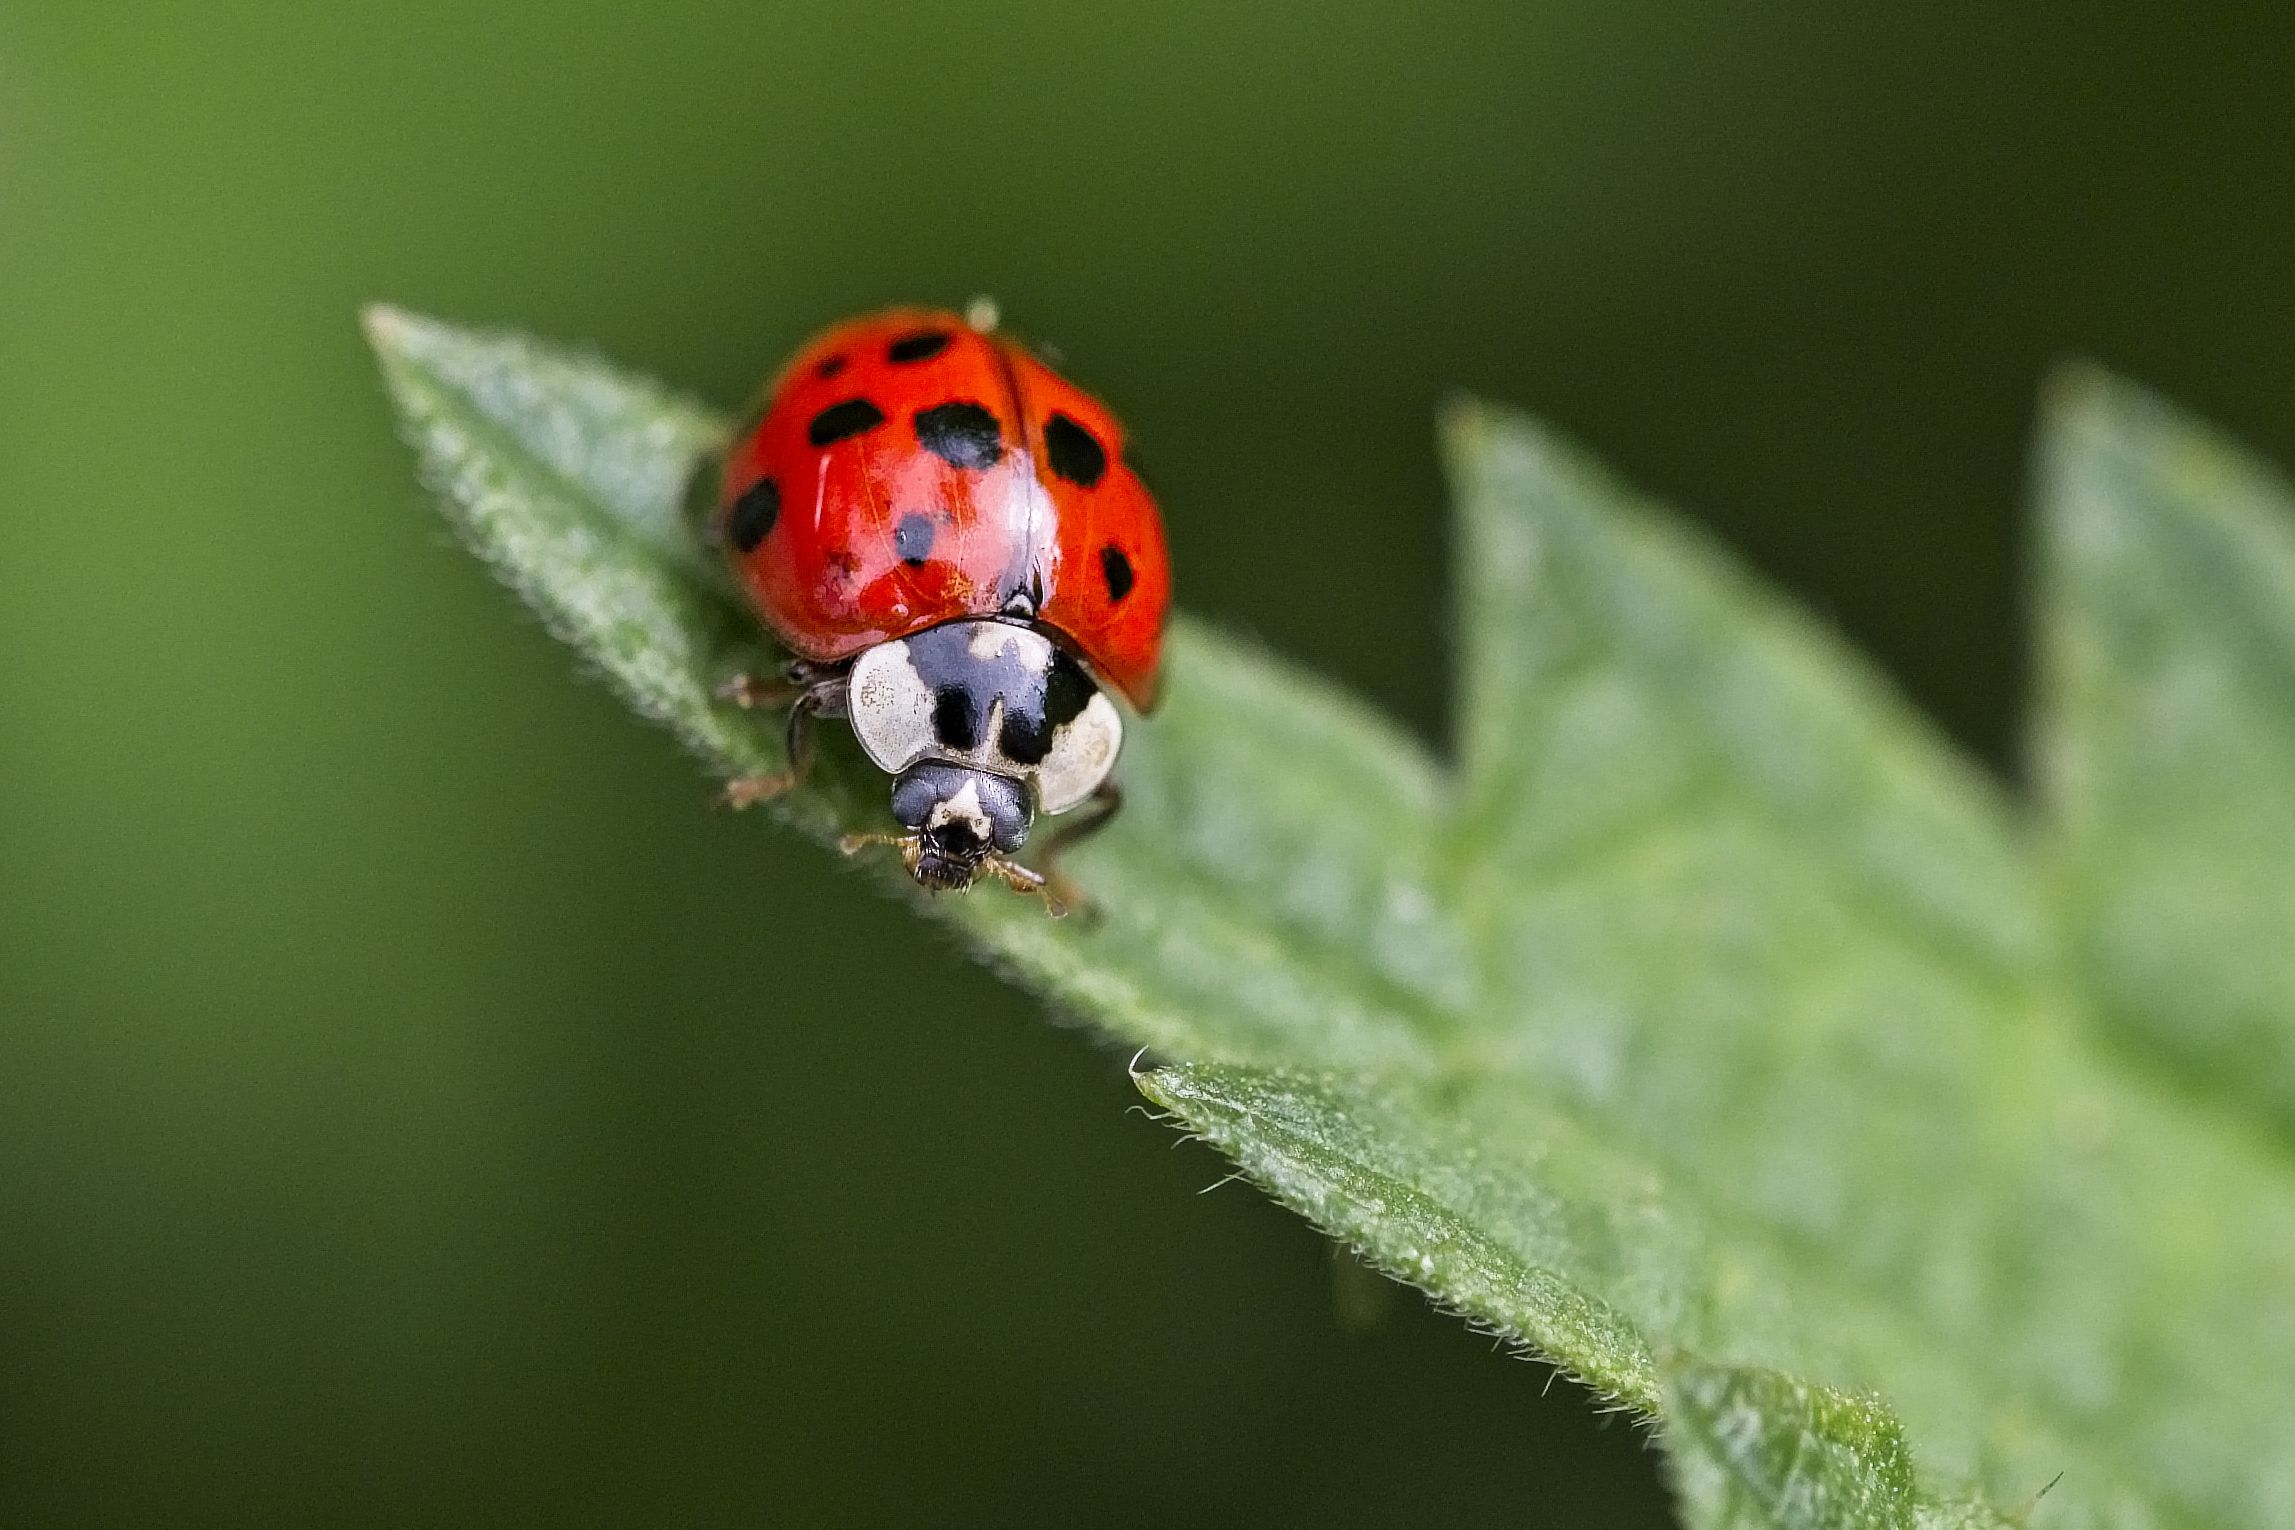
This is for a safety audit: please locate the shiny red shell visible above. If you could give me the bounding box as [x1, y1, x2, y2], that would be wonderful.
[720, 308, 1172, 710]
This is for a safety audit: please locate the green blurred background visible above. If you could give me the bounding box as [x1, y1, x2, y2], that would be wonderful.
[3, 4, 2290, 1524]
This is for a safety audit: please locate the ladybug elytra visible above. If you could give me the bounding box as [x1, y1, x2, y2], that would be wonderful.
[714, 305, 1172, 911]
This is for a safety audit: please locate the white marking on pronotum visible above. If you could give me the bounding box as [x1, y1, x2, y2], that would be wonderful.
[968, 621, 1022, 661]
[1034, 691, 1121, 814]
[847, 639, 937, 773]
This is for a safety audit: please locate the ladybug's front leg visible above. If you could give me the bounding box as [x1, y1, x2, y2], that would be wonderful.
[1033, 781, 1123, 917]
[717, 670, 848, 809]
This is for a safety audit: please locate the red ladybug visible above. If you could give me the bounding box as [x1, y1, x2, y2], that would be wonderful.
[713, 304, 1172, 909]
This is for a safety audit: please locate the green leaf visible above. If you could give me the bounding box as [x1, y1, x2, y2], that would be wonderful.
[367, 308, 2295, 1530]
[1663, 1359, 1916, 1530]
[1662, 1358, 2019, 1530]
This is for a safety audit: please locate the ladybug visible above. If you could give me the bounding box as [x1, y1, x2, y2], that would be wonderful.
[712, 304, 1172, 911]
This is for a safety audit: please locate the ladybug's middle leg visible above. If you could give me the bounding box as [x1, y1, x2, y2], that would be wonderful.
[718, 673, 848, 809]
[714, 657, 842, 711]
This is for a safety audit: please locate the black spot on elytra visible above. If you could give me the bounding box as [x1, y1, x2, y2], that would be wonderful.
[894, 513, 937, 566]
[815, 354, 847, 379]
[808, 398, 886, 446]
[933, 688, 980, 751]
[913, 402, 1003, 469]
[887, 330, 953, 363]
[1100, 545, 1135, 603]
[727, 477, 779, 552]
[1043, 411, 1107, 487]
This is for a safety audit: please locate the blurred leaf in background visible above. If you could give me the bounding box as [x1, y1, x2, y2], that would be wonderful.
[6, 2, 2295, 1526]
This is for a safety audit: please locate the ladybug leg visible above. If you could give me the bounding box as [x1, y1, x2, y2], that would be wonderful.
[1033, 781, 1123, 917]
[978, 855, 1063, 916]
[838, 830, 919, 859]
[714, 658, 840, 711]
[834, 835, 1065, 917]
[714, 673, 801, 710]
[717, 675, 847, 809]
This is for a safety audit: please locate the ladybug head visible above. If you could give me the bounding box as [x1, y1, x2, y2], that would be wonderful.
[888, 761, 1031, 892]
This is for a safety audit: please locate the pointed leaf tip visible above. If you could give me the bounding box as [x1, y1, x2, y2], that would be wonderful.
[2037, 355, 2119, 421]
[359, 301, 417, 354]
[362, 302, 408, 344]
[1436, 389, 1497, 448]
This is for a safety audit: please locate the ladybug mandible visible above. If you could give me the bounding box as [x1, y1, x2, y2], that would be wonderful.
[713, 304, 1172, 912]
